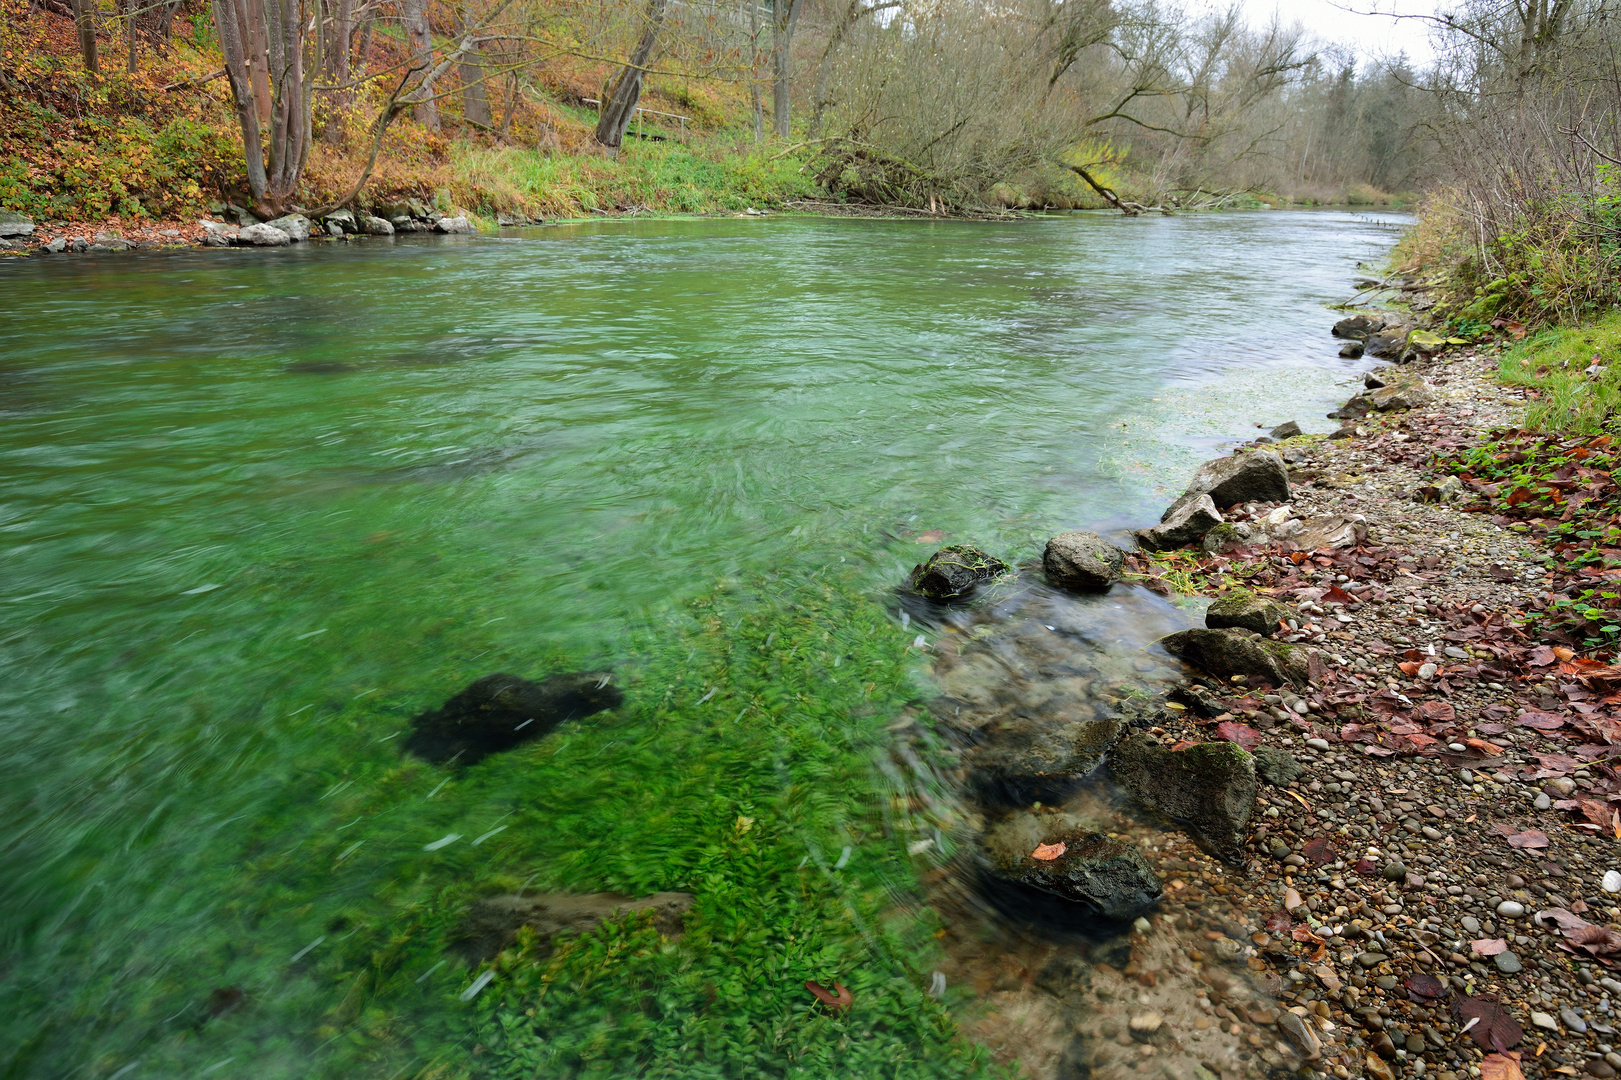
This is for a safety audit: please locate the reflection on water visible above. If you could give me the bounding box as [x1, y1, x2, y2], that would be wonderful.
[0, 212, 1399, 1076]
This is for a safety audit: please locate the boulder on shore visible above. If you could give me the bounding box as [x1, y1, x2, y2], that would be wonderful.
[1043, 531, 1124, 592]
[0, 211, 36, 238]
[1332, 315, 1382, 340]
[1107, 733, 1257, 864]
[1160, 626, 1308, 686]
[909, 544, 1008, 600]
[1205, 592, 1292, 637]
[1165, 449, 1290, 518]
[403, 671, 622, 766]
[978, 812, 1163, 922]
[1135, 494, 1222, 552]
[265, 214, 312, 241]
[235, 223, 290, 246]
[965, 713, 1125, 806]
[434, 215, 477, 234]
[357, 214, 395, 236]
[449, 891, 693, 962]
[1269, 420, 1302, 440]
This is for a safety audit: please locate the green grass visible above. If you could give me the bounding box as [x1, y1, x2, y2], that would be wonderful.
[1499, 311, 1621, 433]
[41, 571, 1002, 1080]
[452, 141, 823, 220]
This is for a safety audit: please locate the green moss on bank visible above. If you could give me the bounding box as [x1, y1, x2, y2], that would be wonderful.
[1498, 311, 1621, 433]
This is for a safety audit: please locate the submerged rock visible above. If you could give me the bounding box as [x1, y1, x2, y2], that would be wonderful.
[1205, 592, 1292, 637]
[1160, 626, 1308, 686]
[979, 813, 1162, 922]
[1135, 494, 1222, 552]
[1166, 449, 1289, 517]
[1042, 532, 1124, 592]
[1338, 341, 1365, 359]
[1253, 746, 1305, 787]
[909, 544, 1009, 600]
[449, 891, 693, 962]
[403, 671, 621, 765]
[965, 713, 1125, 806]
[1107, 733, 1257, 863]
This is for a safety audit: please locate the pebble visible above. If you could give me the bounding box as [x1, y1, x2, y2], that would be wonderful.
[1382, 862, 1408, 881]
[1564, 1006, 1590, 1033]
[1589, 1061, 1617, 1079]
[1532, 1011, 1560, 1032]
[1128, 1012, 1164, 1038]
[1277, 1011, 1322, 1059]
[1535, 792, 1552, 810]
[1307, 738, 1332, 752]
[1604, 870, 1621, 893]
[1356, 952, 1389, 969]
[1497, 900, 1526, 918]
[1551, 777, 1578, 796]
[1461, 916, 1481, 934]
[1495, 952, 1523, 974]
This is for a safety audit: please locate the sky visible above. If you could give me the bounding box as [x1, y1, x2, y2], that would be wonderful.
[1229, 0, 1441, 65]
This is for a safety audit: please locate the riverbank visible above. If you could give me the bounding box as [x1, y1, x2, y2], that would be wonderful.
[1111, 341, 1621, 1080]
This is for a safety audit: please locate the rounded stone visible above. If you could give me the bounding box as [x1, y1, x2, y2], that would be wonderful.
[1603, 870, 1621, 894]
[1495, 952, 1523, 974]
[1042, 532, 1124, 593]
[1381, 862, 1408, 882]
[1496, 900, 1526, 918]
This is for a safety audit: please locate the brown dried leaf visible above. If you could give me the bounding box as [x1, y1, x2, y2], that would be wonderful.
[1451, 995, 1523, 1054]
[1404, 973, 1449, 1001]
[805, 979, 853, 1011]
[1301, 838, 1337, 865]
[1480, 1053, 1525, 1080]
[1505, 829, 1550, 849]
[1471, 938, 1508, 956]
[1030, 842, 1066, 861]
[1214, 722, 1261, 749]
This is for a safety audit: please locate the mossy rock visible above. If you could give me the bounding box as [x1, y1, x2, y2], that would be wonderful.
[1160, 627, 1307, 686]
[1107, 733, 1256, 864]
[965, 714, 1126, 806]
[1206, 592, 1293, 637]
[978, 813, 1162, 922]
[909, 544, 1009, 600]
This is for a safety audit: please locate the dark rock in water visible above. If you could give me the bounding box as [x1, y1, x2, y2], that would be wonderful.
[449, 891, 693, 962]
[965, 713, 1125, 806]
[404, 671, 621, 765]
[1332, 315, 1382, 340]
[1042, 531, 1124, 592]
[1205, 592, 1292, 637]
[1160, 627, 1308, 686]
[979, 813, 1162, 923]
[1135, 494, 1221, 552]
[909, 544, 1008, 600]
[1165, 450, 1289, 518]
[284, 360, 358, 374]
[1339, 341, 1365, 359]
[1364, 370, 1390, 389]
[1108, 733, 1257, 864]
[1326, 394, 1370, 421]
[1253, 745, 1305, 786]
[1269, 420, 1302, 440]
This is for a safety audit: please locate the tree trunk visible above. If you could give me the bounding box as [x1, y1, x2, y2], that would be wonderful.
[125, 0, 137, 72]
[242, 0, 272, 127]
[458, 9, 491, 127]
[69, 0, 98, 74]
[593, 0, 667, 149]
[749, 0, 762, 141]
[405, 0, 438, 129]
[770, 0, 799, 138]
[212, 0, 311, 217]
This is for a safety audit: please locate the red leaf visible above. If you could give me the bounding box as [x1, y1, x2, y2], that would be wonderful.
[1505, 829, 1550, 849]
[1529, 645, 1557, 667]
[1354, 857, 1378, 874]
[1214, 722, 1261, 749]
[1452, 995, 1523, 1054]
[1416, 700, 1456, 723]
[1265, 910, 1292, 934]
[1517, 710, 1566, 731]
[1404, 973, 1449, 1001]
[1481, 1053, 1525, 1080]
[1301, 838, 1337, 865]
[1031, 842, 1066, 861]
[805, 979, 853, 1011]
[1324, 585, 1354, 604]
[1398, 661, 1422, 676]
[1471, 938, 1508, 956]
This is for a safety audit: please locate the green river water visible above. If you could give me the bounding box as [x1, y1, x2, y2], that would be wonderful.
[0, 211, 1402, 1079]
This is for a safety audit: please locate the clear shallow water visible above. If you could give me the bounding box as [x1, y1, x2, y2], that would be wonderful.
[0, 211, 1401, 1077]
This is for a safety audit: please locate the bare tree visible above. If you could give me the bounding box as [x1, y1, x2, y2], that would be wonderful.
[771, 0, 802, 136]
[405, 0, 440, 128]
[69, 0, 97, 73]
[458, 5, 493, 126]
[213, 0, 313, 217]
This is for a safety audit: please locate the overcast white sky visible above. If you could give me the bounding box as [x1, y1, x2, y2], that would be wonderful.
[1226, 0, 1441, 65]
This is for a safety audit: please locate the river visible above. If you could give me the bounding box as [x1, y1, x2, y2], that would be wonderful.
[0, 210, 1403, 1079]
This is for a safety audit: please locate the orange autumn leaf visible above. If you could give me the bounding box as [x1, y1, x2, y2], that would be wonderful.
[1480, 1053, 1524, 1080]
[804, 979, 853, 1011]
[1031, 842, 1066, 861]
[1466, 737, 1506, 756]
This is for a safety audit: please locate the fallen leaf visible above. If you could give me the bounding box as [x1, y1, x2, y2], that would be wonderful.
[1214, 721, 1261, 749]
[1452, 994, 1524, 1054]
[1556, 646, 1577, 662]
[1399, 661, 1422, 676]
[1292, 924, 1325, 944]
[1472, 938, 1509, 956]
[1529, 646, 1558, 667]
[1534, 908, 1621, 956]
[1302, 837, 1337, 865]
[1031, 842, 1066, 861]
[1417, 700, 1456, 723]
[1481, 1052, 1526, 1080]
[1265, 910, 1292, 934]
[1354, 857, 1377, 874]
[1324, 585, 1354, 604]
[1506, 829, 1550, 849]
[1404, 973, 1449, 1001]
[1467, 737, 1507, 756]
[917, 531, 945, 543]
[805, 979, 853, 1011]
[1517, 710, 1566, 731]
